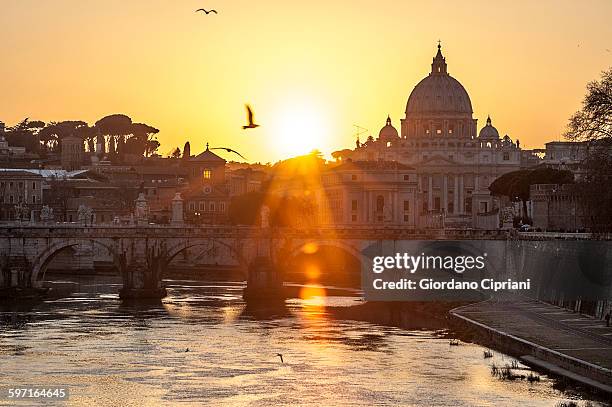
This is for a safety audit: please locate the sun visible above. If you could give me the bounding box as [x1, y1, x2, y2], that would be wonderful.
[271, 101, 330, 158]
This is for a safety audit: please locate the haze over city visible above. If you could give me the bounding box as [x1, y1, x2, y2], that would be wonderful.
[1, 0, 611, 163]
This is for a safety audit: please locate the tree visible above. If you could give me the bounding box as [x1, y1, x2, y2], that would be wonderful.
[4, 118, 43, 153]
[127, 122, 159, 157]
[564, 68, 612, 230]
[95, 114, 133, 157]
[38, 121, 87, 153]
[183, 141, 191, 159]
[489, 167, 574, 223]
[565, 68, 612, 141]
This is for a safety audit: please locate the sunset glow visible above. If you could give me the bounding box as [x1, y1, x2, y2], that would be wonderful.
[271, 101, 330, 157]
[1, 0, 611, 163]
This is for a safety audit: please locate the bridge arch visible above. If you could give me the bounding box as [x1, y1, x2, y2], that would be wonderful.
[288, 240, 368, 264]
[285, 239, 368, 285]
[164, 238, 248, 271]
[30, 238, 120, 284]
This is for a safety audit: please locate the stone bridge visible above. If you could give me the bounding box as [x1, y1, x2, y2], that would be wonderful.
[0, 224, 607, 299]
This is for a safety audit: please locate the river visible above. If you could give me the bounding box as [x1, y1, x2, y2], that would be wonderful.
[0, 277, 606, 406]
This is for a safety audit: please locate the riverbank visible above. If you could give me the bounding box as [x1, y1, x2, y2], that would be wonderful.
[450, 297, 612, 397]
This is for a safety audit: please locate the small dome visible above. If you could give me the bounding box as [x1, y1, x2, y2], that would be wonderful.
[479, 116, 500, 139]
[378, 116, 399, 142]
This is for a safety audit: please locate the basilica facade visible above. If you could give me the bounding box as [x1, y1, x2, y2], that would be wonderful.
[333, 45, 523, 228]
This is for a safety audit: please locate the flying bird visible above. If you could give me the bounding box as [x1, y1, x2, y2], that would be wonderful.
[196, 8, 217, 14]
[243, 104, 260, 129]
[276, 353, 284, 363]
[210, 147, 247, 160]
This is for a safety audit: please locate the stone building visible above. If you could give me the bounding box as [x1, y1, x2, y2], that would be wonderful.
[61, 135, 84, 171]
[318, 161, 418, 226]
[0, 170, 43, 220]
[182, 144, 230, 224]
[336, 44, 522, 228]
[531, 184, 587, 231]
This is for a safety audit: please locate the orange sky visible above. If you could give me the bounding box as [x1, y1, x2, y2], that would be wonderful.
[1, 0, 611, 163]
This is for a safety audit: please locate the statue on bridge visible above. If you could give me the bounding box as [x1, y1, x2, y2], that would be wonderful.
[260, 205, 270, 229]
[171, 192, 184, 225]
[40, 205, 54, 224]
[77, 204, 94, 226]
[134, 192, 149, 226]
[383, 204, 393, 223]
[13, 202, 29, 222]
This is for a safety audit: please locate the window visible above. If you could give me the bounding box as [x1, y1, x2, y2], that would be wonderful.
[199, 201, 205, 211]
[351, 174, 357, 181]
[403, 200, 410, 211]
[480, 202, 489, 213]
[448, 202, 454, 214]
[351, 214, 357, 222]
[209, 202, 215, 212]
[32, 182, 36, 190]
[9, 182, 13, 189]
[32, 195, 36, 204]
[376, 195, 384, 212]
[404, 214, 409, 222]
[351, 200, 358, 211]
[9, 195, 14, 203]
[203, 169, 212, 180]
[219, 202, 226, 212]
[189, 202, 196, 210]
[465, 198, 472, 213]
[18, 182, 23, 189]
[503, 152, 510, 161]
[403, 174, 410, 181]
[434, 197, 440, 211]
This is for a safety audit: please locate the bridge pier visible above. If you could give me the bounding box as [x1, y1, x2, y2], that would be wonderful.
[0, 257, 48, 301]
[243, 256, 285, 305]
[118, 247, 167, 301]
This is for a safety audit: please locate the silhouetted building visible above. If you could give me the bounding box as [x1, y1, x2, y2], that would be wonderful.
[531, 184, 587, 231]
[182, 144, 229, 224]
[0, 170, 43, 220]
[335, 44, 524, 228]
[318, 160, 418, 226]
[61, 135, 85, 171]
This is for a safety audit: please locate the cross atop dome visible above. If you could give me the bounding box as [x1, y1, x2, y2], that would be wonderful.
[431, 41, 447, 75]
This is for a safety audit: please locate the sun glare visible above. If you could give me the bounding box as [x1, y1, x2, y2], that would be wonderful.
[271, 102, 329, 158]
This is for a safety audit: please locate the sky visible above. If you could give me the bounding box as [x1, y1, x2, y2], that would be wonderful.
[1, 0, 611, 163]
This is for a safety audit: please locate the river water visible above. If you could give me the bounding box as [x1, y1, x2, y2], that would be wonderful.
[0, 278, 605, 406]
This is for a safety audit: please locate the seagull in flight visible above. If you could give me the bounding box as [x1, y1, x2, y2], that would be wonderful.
[276, 353, 284, 363]
[243, 104, 260, 129]
[196, 8, 217, 14]
[210, 147, 247, 160]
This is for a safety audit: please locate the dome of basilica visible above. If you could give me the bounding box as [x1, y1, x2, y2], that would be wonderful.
[405, 45, 473, 116]
[378, 116, 399, 141]
[478, 116, 500, 139]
